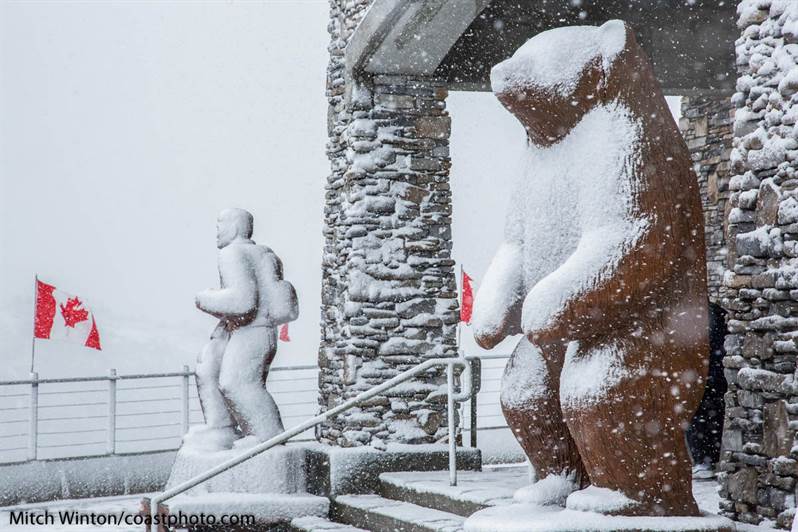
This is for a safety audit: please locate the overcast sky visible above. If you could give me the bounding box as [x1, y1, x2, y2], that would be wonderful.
[0, 1, 681, 379]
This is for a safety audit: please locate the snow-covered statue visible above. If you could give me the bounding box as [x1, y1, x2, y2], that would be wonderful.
[192, 208, 298, 451]
[472, 21, 709, 518]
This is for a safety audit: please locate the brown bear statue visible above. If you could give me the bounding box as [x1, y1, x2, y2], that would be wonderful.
[472, 19, 709, 518]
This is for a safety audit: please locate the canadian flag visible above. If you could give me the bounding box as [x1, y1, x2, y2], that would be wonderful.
[34, 279, 101, 350]
[460, 269, 474, 324]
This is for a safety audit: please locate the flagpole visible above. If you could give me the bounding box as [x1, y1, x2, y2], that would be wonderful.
[457, 264, 462, 354]
[30, 274, 38, 374]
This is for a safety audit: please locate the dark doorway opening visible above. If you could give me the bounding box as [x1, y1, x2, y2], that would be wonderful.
[687, 302, 728, 470]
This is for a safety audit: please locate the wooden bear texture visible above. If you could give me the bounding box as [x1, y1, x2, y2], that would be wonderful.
[472, 20, 709, 517]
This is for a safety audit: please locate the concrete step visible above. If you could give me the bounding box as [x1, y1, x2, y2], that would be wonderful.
[378, 467, 526, 517]
[151, 492, 329, 531]
[290, 515, 371, 531]
[332, 494, 464, 532]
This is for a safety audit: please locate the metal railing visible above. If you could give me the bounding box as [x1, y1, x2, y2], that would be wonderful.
[0, 355, 514, 466]
[467, 353, 511, 437]
[147, 356, 474, 522]
[0, 364, 320, 464]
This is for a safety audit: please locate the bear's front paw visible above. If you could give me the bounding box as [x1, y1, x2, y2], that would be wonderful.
[474, 329, 505, 350]
[522, 307, 565, 347]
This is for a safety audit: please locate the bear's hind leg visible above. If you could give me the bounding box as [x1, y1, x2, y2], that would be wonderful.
[501, 337, 588, 505]
[561, 339, 699, 517]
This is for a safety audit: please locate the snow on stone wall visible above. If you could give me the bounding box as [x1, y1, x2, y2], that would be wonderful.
[719, 1, 798, 528]
[319, 0, 458, 447]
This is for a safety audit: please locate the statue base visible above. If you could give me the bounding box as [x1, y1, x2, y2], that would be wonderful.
[464, 504, 735, 532]
[167, 431, 308, 494]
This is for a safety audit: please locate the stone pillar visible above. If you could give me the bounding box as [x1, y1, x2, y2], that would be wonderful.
[320, 1, 459, 447]
[718, 1, 798, 528]
[680, 96, 734, 303]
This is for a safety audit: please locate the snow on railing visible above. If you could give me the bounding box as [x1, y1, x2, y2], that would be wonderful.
[147, 356, 475, 523]
[0, 364, 319, 464]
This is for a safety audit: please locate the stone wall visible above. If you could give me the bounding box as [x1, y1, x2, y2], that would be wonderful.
[680, 96, 734, 303]
[717, 1, 798, 528]
[319, 0, 459, 447]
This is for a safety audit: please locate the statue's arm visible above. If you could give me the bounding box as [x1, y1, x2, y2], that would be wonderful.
[472, 242, 525, 349]
[521, 217, 659, 344]
[196, 246, 258, 318]
[472, 191, 526, 350]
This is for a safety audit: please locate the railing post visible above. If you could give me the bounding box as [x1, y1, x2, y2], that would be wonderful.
[181, 365, 190, 435]
[108, 369, 117, 455]
[469, 357, 481, 448]
[447, 363, 457, 486]
[28, 372, 38, 461]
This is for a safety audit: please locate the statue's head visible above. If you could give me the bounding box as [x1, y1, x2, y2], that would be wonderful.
[490, 20, 633, 147]
[216, 208, 254, 249]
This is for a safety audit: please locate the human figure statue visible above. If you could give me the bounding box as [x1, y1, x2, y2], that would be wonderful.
[472, 20, 709, 517]
[192, 208, 298, 451]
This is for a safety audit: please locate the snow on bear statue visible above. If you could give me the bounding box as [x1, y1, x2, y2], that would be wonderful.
[468, 21, 718, 525]
[188, 208, 299, 452]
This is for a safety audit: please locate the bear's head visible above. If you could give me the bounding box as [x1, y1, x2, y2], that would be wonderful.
[490, 20, 644, 147]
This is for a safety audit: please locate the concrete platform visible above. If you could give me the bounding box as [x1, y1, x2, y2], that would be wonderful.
[464, 504, 735, 532]
[166, 442, 309, 495]
[0, 450, 176, 506]
[379, 468, 774, 532]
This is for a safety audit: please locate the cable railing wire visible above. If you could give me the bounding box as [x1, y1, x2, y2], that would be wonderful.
[39, 388, 106, 396]
[38, 414, 107, 422]
[117, 384, 181, 392]
[117, 423, 182, 431]
[115, 410, 181, 417]
[38, 428, 106, 436]
[117, 397, 180, 404]
[38, 401, 107, 409]
[38, 441, 106, 449]
[116, 435, 182, 443]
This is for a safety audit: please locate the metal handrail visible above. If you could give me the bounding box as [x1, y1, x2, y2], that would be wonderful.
[148, 356, 473, 519]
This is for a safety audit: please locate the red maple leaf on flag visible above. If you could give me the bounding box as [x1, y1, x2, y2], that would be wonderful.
[60, 297, 89, 328]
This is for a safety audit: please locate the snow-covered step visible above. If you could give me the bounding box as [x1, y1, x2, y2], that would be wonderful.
[332, 494, 464, 532]
[290, 515, 371, 532]
[166, 442, 309, 495]
[162, 492, 329, 529]
[378, 468, 526, 517]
